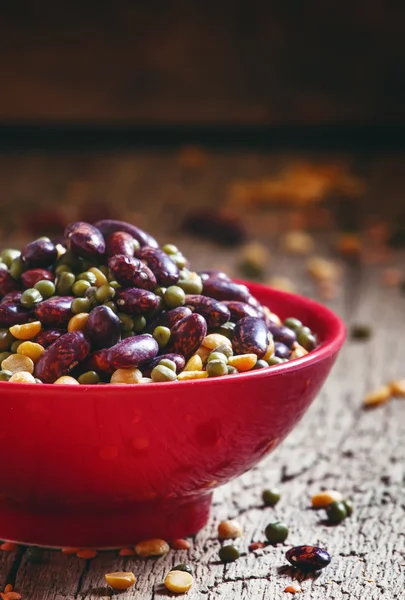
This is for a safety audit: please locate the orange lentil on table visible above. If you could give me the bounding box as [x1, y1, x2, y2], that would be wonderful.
[171, 539, 191, 550]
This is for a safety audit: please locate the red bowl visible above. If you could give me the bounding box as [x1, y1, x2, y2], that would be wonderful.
[0, 282, 345, 548]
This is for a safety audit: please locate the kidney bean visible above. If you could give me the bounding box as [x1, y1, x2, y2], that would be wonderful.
[0, 303, 32, 326]
[274, 342, 290, 359]
[286, 545, 331, 572]
[87, 305, 121, 349]
[21, 240, 58, 268]
[108, 255, 156, 290]
[76, 348, 114, 377]
[268, 324, 297, 348]
[246, 295, 265, 315]
[21, 269, 54, 289]
[35, 331, 91, 383]
[232, 316, 269, 359]
[142, 353, 185, 377]
[0, 291, 22, 305]
[197, 269, 230, 282]
[34, 297, 74, 326]
[116, 288, 159, 315]
[65, 221, 105, 260]
[157, 307, 192, 329]
[35, 328, 63, 348]
[166, 313, 207, 360]
[94, 219, 158, 248]
[107, 334, 159, 369]
[106, 232, 136, 258]
[0, 271, 20, 297]
[185, 295, 230, 327]
[202, 278, 251, 303]
[222, 300, 261, 321]
[136, 247, 179, 286]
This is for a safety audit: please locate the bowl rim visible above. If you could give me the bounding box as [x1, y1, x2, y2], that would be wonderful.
[0, 282, 346, 393]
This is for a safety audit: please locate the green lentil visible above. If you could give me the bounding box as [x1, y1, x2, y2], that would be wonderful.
[206, 359, 228, 377]
[171, 253, 187, 269]
[34, 280, 55, 298]
[170, 564, 193, 575]
[71, 297, 92, 314]
[227, 365, 238, 375]
[155, 287, 167, 299]
[210, 322, 235, 340]
[0, 352, 11, 364]
[133, 315, 147, 332]
[56, 249, 79, 269]
[268, 356, 285, 365]
[85, 286, 98, 307]
[103, 300, 117, 313]
[0, 330, 14, 352]
[9, 257, 25, 279]
[253, 359, 269, 369]
[78, 271, 97, 285]
[36, 236, 51, 242]
[96, 284, 115, 303]
[56, 272, 76, 295]
[162, 244, 179, 255]
[55, 264, 72, 275]
[164, 286, 186, 308]
[158, 358, 177, 372]
[326, 501, 347, 524]
[297, 329, 317, 351]
[153, 326, 171, 347]
[218, 545, 240, 563]
[0, 370, 12, 381]
[72, 279, 91, 297]
[350, 324, 372, 341]
[122, 331, 135, 339]
[177, 276, 203, 295]
[78, 371, 101, 385]
[283, 317, 303, 331]
[207, 351, 228, 364]
[343, 499, 353, 517]
[0, 249, 21, 268]
[10, 340, 23, 353]
[118, 313, 134, 332]
[80, 260, 97, 272]
[213, 343, 233, 358]
[262, 488, 281, 507]
[20, 288, 43, 308]
[265, 521, 289, 544]
[109, 280, 120, 290]
[0, 262, 8, 270]
[151, 365, 177, 382]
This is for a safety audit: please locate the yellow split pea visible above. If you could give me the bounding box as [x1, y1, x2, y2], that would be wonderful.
[164, 571, 194, 594]
[9, 321, 42, 340]
[105, 572, 136, 590]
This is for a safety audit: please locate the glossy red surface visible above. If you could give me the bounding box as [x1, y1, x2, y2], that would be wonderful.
[0, 282, 345, 547]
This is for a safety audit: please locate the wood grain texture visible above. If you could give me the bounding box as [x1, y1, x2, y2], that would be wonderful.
[0, 151, 404, 598]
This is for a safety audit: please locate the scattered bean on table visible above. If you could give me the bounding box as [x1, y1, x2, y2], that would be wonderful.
[0, 220, 317, 384]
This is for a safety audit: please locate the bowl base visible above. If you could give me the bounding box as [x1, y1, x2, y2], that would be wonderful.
[0, 493, 213, 548]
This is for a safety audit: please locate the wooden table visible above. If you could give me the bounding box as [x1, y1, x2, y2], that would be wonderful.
[0, 151, 404, 599]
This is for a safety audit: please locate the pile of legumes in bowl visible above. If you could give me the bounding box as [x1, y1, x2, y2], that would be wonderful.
[0, 220, 317, 385]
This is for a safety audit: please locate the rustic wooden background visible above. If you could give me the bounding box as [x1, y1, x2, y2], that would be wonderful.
[0, 149, 404, 598]
[1, 1, 405, 123]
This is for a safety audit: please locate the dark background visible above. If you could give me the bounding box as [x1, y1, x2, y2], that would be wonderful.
[1, 1, 405, 126]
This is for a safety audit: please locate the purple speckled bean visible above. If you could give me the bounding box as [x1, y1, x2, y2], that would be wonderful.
[87, 305, 121, 349]
[21, 240, 58, 268]
[65, 221, 105, 260]
[106, 232, 137, 258]
[202, 278, 251, 303]
[136, 247, 179, 286]
[268, 324, 297, 348]
[197, 269, 231, 282]
[94, 219, 158, 248]
[142, 353, 185, 377]
[108, 255, 156, 290]
[222, 300, 261, 321]
[246, 295, 265, 315]
[108, 334, 159, 369]
[35, 331, 91, 383]
[165, 313, 207, 360]
[21, 269, 54, 289]
[116, 288, 159, 315]
[274, 341, 290, 359]
[185, 294, 230, 327]
[77, 348, 114, 377]
[35, 329, 63, 348]
[0, 303, 32, 327]
[156, 307, 192, 330]
[286, 545, 331, 572]
[34, 296, 74, 326]
[0, 291, 22, 305]
[0, 271, 20, 298]
[232, 316, 269, 358]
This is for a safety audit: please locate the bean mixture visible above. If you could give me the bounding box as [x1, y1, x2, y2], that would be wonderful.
[0, 220, 317, 385]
